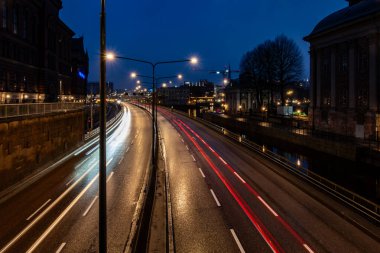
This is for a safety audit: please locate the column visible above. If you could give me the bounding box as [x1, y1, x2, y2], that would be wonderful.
[309, 50, 314, 108]
[369, 36, 377, 111]
[316, 50, 321, 108]
[348, 41, 355, 109]
[331, 47, 336, 108]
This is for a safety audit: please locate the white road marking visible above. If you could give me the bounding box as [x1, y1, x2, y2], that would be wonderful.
[198, 168, 205, 178]
[74, 157, 91, 169]
[191, 155, 196, 162]
[303, 244, 314, 253]
[181, 138, 184, 143]
[234, 172, 246, 184]
[106, 158, 113, 166]
[257, 196, 278, 217]
[0, 162, 97, 253]
[219, 156, 227, 165]
[65, 177, 75, 186]
[131, 140, 134, 145]
[55, 242, 66, 253]
[82, 196, 98, 217]
[85, 146, 98, 156]
[185, 145, 189, 150]
[26, 199, 51, 221]
[125, 147, 130, 153]
[230, 229, 245, 253]
[106, 172, 114, 183]
[210, 189, 221, 207]
[118, 157, 124, 165]
[26, 173, 100, 253]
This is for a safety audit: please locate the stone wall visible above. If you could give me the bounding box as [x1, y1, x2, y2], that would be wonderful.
[0, 110, 84, 191]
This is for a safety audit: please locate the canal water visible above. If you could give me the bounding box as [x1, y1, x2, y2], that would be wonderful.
[250, 136, 379, 204]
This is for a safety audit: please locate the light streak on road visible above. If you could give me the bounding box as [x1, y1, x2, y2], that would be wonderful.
[174, 119, 283, 253]
[176, 117, 315, 253]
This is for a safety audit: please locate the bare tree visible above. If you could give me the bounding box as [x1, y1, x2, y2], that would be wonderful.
[272, 35, 303, 105]
[240, 35, 304, 110]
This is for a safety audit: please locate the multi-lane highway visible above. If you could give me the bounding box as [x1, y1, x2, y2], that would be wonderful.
[1, 102, 378, 253]
[158, 107, 380, 253]
[0, 103, 152, 253]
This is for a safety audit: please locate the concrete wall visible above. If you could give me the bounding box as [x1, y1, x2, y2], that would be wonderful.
[0, 110, 84, 191]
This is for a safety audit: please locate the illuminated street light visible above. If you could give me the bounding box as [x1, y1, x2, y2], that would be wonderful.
[190, 57, 198, 65]
[178, 74, 183, 79]
[223, 78, 229, 85]
[104, 53, 199, 178]
[106, 52, 115, 61]
[162, 83, 167, 88]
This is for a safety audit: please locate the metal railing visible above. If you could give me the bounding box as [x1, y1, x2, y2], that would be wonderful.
[0, 103, 84, 119]
[84, 109, 123, 141]
[173, 109, 380, 223]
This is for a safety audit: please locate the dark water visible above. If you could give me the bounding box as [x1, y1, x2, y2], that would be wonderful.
[251, 136, 380, 203]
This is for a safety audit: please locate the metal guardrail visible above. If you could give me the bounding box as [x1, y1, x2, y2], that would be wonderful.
[174, 110, 380, 223]
[84, 109, 123, 141]
[0, 103, 84, 119]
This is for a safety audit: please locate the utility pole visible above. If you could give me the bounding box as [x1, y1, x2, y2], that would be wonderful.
[99, 0, 107, 252]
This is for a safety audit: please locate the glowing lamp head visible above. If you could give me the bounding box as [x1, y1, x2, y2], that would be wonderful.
[130, 72, 137, 79]
[190, 57, 198, 65]
[105, 52, 115, 61]
[162, 83, 167, 88]
[178, 74, 183, 79]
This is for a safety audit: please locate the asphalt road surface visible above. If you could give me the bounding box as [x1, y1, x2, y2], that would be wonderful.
[0, 103, 152, 253]
[158, 107, 379, 253]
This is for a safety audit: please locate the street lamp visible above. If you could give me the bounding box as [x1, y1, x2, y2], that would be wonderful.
[99, 1, 107, 252]
[106, 53, 197, 171]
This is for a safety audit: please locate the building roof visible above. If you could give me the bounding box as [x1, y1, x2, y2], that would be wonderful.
[305, 0, 380, 40]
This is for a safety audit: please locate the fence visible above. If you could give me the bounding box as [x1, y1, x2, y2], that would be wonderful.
[84, 109, 124, 141]
[0, 103, 84, 119]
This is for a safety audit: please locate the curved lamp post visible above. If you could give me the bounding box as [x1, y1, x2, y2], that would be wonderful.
[105, 53, 197, 168]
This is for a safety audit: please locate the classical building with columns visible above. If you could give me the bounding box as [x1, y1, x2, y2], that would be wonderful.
[304, 0, 380, 139]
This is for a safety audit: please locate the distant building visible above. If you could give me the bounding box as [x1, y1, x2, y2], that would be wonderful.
[71, 37, 89, 101]
[0, 0, 89, 103]
[87, 82, 114, 96]
[157, 80, 214, 106]
[304, 0, 380, 139]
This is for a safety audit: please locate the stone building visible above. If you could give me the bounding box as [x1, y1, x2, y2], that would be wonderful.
[71, 37, 89, 100]
[0, 0, 88, 103]
[304, 0, 380, 139]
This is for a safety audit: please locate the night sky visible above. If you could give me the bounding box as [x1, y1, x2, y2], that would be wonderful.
[60, 0, 347, 90]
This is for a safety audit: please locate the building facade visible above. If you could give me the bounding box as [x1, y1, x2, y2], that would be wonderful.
[304, 0, 380, 139]
[0, 0, 88, 103]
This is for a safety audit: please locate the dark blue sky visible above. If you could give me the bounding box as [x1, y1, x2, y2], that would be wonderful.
[60, 0, 347, 89]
